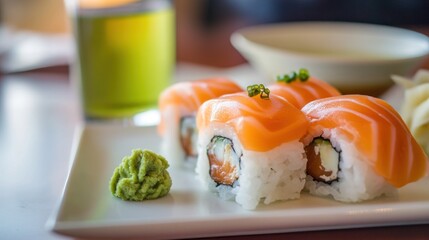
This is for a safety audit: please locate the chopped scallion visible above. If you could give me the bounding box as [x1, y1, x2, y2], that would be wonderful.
[277, 68, 310, 83]
[247, 84, 270, 100]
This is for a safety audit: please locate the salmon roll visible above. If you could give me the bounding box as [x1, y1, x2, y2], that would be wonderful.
[196, 85, 309, 209]
[158, 78, 242, 169]
[269, 69, 341, 109]
[301, 95, 429, 202]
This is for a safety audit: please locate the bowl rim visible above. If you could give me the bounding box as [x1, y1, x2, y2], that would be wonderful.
[231, 21, 429, 64]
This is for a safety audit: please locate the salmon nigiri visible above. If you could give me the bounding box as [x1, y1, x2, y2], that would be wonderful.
[158, 78, 242, 168]
[301, 95, 429, 202]
[196, 85, 309, 209]
[269, 69, 341, 109]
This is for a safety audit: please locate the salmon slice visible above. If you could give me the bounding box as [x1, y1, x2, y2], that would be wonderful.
[158, 78, 242, 135]
[269, 77, 341, 109]
[302, 95, 429, 187]
[197, 92, 309, 152]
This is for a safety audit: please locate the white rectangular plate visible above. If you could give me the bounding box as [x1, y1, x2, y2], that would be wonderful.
[47, 123, 429, 239]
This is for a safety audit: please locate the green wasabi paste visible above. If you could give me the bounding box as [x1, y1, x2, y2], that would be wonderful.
[109, 149, 172, 201]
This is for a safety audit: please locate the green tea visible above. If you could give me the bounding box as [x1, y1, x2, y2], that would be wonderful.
[76, 5, 174, 119]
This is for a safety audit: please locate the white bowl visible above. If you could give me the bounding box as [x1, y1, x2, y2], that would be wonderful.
[231, 21, 429, 95]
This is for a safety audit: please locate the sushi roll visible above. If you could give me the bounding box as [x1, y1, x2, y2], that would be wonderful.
[301, 95, 429, 202]
[158, 78, 242, 169]
[269, 69, 341, 109]
[196, 85, 309, 209]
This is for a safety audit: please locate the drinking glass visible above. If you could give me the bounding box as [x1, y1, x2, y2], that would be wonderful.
[66, 0, 175, 123]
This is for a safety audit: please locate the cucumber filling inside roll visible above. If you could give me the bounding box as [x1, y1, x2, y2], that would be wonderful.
[180, 116, 198, 158]
[305, 138, 340, 183]
[207, 136, 240, 186]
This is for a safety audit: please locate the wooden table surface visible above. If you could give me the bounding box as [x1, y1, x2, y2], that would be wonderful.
[0, 64, 428, 240]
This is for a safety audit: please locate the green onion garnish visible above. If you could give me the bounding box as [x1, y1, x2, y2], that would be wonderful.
[298, 68, 310, 81]
[277, 68, 310, 83]
[247, 84, 270, 100]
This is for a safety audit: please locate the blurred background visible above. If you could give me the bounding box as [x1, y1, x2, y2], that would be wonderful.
[1, 0, 429, 73]
[1, 2, 429, 240]
[176, 0, 429, 68]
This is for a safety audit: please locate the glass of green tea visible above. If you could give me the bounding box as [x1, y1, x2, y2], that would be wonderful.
[67, 0, 175, 122]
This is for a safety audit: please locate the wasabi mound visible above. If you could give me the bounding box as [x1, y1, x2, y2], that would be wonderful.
[110, 149, 172, 201]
